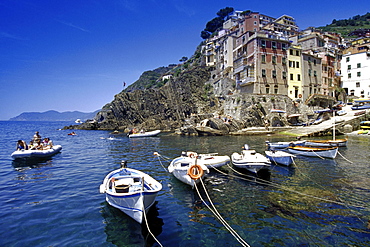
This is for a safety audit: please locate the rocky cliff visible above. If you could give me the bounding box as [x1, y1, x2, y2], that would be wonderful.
[67, 46, 325, 134]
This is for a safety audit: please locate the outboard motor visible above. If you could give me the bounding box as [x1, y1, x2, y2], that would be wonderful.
[243, 144, 249, 150]
[121, 160, 127, 168]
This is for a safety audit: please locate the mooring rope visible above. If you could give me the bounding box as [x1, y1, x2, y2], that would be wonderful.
[142, 194, 163, 247]
[337, 150, 354, 163]
[194, 179, 250, 247]
[218, 164, 366, 209]
[153, 152, 170, 173]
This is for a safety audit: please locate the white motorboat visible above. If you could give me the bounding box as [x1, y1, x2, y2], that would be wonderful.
[11, 145, 62, 159]
[99, 161, 162, 224]
[168, 156, 209, 187]
[287, 146, 338, 159]
[128, 130, 161, 138]
[184, 151, 230, 169]
[231, 144, 271, 174]
[265, 150, 295, 166]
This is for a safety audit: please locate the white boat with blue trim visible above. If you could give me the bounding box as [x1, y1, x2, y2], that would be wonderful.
[265, 150, 295, 166]
[99, 161, 162, 224]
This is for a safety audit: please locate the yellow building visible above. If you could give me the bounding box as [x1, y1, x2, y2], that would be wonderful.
[287, 45, 303, 101]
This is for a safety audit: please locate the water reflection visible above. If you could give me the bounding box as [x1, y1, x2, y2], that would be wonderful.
[101, 201, 163, 247]
[12, 156, 55, 170]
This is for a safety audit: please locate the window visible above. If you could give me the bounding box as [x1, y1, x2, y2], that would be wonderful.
[274, 85, 278, 94]
[290, 74, 294, 80]
[297, 74, 301, 81]
[262, 69, 266, 77]
[282, 43, 287, 50]
[296, 62, 299, 68]
[314, 71, 317, 77]
[348, 65, 351, 70]
[308, 69, 311, 76]
[272, 41, 277, 49]
[357, 63, 361, 68]
[272, 56, 276, 64]
[346, 57, 350, 62]
[261, 40, 266, 48]
[254, 21, 257, 25]
[290, 50, 294, 55]
[272, 70, 276, 78]
[314, 60, 317, 65]
[261, 55, 266, 63]
[266, 85, 270, 94]
[356, 82, 360, 87]
[296, 50, 300, 56]
[289, 61, 293, 68]
[282, 57, 286, 64]
[348, 73, 351, 79]
[357, 72, 361, 77]
[282, 71, 287, 79]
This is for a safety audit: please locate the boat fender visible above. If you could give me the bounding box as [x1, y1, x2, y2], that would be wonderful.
[187, 164, 204, 180]
[99, 184, 106, 194]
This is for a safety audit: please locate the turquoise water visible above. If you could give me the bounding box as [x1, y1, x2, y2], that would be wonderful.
[0, 121, 369, 246]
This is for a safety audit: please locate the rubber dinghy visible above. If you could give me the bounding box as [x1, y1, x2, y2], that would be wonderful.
[11, 145, 62, 159]
[128, 130, 161, 138]
[99, 161, 162, 224]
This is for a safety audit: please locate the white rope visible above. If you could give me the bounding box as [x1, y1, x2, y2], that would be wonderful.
[194, 179, 250, 247]
[220, 164, 365, 209]
[337, 151, 354, 163]
[153, 152, 170, 173]
[142, 194, 163, 247]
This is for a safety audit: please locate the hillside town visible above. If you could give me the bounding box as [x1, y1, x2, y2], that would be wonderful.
[201, 10, 370, 104]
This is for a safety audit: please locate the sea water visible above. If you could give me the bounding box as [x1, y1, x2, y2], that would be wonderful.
[0, 121, 369, 246]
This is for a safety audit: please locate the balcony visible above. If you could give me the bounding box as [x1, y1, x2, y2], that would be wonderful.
[239, 77, 256, 86]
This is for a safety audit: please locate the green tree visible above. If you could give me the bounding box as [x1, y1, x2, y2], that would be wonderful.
[216, 7, 234, 19]
[179, 56, 188, 63]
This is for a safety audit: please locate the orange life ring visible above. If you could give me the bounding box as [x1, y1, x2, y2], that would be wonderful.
[187, 164, 204, 180]
[188, 152, 196, 158]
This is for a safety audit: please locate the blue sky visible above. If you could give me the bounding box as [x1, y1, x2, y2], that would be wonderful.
[0, 0, 367, 120]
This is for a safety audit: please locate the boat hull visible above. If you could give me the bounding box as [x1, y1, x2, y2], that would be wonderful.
[265, 150, 295, 166]
[100, 168, 162, 223]
[11, 145, 62, 159]
[287, 146, 338, 159]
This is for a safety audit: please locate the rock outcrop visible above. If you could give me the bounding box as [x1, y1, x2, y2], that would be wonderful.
[65, 46, 331, 135]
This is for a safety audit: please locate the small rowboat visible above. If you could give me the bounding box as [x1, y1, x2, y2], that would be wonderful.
[99, 161, 162, 224]
[128, 130, 161, 138]
[11, 145, 62, 159]
[265, 140, 306, 150]
[287, 146, 338, 159]
[168, 156, 209, 187]
[305, 138, 347, 147]
[265, 150, 295, 166]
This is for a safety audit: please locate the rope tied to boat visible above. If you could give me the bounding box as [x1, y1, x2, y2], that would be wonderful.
[194, 178, 250, 247]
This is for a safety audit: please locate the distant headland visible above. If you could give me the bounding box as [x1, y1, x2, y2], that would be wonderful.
[9, 110, 100, 122]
